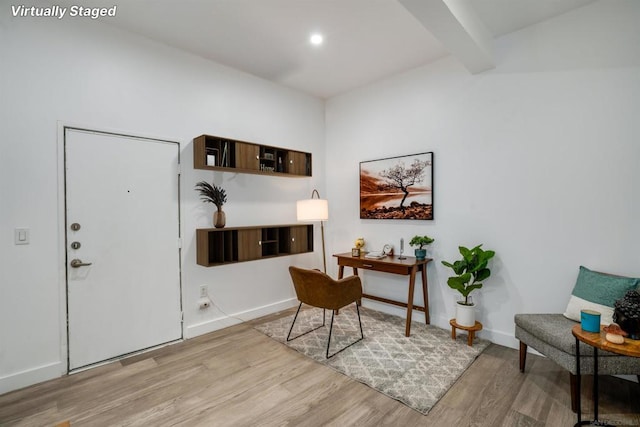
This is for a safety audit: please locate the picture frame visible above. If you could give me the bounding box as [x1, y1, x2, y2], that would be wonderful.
[360, 152, 433, 220]
[351, 248, 361, 257]
[206, 147, 219, 166]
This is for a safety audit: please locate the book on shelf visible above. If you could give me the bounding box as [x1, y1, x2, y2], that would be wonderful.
[221, 141, 228, 167]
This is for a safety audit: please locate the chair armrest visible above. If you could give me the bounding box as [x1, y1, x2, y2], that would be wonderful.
[328, 275, 363, 309]
[336, 275, 361, 288]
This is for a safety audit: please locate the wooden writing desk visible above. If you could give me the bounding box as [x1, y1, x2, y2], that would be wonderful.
[333, 252, 432, 337]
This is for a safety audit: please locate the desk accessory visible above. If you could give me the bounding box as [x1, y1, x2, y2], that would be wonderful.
[365, 251, 385, 259]
[580, 309, 601, 333]
[398, 238, 406, 259]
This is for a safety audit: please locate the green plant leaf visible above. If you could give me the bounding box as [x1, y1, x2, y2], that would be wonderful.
[443, 258, 469, 275]
[447, 279, 468, 296]
[448, 273, 471, 287]
[459, 246, 471, 259]
[474, 268, 491, 283]
[468, 260, 487, 274]
[466, 283, 483, 293]
[442, 259, 467, 275]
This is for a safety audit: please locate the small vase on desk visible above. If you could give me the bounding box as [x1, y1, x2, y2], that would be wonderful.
[213, 208, 226, 228]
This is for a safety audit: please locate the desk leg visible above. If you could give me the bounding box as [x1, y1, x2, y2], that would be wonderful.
[352, 268, 361, 306]
[421, 264, 429, 325]
[405, 266, 417, 337]
[335, 266, 345, 315]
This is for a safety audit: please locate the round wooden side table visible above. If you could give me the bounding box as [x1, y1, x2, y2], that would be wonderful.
[449, 319, 483, 346]
[572, 324, 640, 426]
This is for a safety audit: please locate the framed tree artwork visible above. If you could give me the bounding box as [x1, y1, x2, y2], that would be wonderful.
[360, 152, 433, 220]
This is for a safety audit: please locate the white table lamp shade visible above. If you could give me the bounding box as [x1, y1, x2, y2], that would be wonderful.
[296, 199, 328, 221]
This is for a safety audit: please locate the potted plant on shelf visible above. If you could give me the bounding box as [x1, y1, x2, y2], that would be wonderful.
[409, 235, 435, 260]
[441, 244, 495, 327]
[195, 180, 227, 228]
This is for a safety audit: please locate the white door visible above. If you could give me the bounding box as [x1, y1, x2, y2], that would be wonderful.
[65, 128, 182, 371]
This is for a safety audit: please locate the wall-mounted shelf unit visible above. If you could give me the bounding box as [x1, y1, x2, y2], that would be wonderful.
[193, 134, 312, 177]
[196, 224, 314, 267]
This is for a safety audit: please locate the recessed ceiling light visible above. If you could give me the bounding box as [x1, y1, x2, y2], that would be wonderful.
[310, 33, 323, 46]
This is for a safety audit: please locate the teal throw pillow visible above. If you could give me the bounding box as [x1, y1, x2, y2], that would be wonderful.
[563, 266, 640, 325]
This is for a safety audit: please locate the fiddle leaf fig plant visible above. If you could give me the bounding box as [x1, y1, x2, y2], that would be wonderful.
[441, 244, 495, 305]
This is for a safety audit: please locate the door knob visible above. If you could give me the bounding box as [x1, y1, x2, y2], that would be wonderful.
[70, 259, 92, 268]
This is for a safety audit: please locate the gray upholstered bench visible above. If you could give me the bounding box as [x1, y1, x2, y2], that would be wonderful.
[515, 313, 640, 411]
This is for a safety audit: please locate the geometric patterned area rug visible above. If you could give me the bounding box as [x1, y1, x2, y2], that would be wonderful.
[254, 305, 490, 415]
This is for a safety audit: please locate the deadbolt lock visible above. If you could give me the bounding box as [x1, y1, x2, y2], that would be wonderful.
[70, 223, 81, 231]
[70, 241, 81, 250]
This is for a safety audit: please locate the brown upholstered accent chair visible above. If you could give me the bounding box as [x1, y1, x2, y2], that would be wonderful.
[288, 266, 364, 358]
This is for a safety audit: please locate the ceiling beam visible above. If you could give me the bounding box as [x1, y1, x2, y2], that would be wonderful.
[399, 0, 495, 74]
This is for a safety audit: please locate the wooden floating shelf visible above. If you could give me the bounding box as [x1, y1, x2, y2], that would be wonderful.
[196, 224, 314, 267]
[193, 134, 312, 177]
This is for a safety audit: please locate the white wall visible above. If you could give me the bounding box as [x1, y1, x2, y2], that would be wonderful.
[0, 15, 325, 393]
[324, 0, 640, 348]
[2, 0, 639, 396]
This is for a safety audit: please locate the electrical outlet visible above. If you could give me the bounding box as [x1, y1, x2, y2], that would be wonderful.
[200, 285, 208, 298]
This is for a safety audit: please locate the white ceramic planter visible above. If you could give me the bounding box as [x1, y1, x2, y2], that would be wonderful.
[455, 302, 476, 327]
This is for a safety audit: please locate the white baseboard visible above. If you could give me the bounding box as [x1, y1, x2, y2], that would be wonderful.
[0, 361, 65, 395]
[185, 298, 298, 339]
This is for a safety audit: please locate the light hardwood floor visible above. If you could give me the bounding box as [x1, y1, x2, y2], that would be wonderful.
[1, 309, 639, 426]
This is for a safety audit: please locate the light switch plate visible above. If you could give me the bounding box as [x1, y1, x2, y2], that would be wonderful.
[15, 228, 29, 245]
